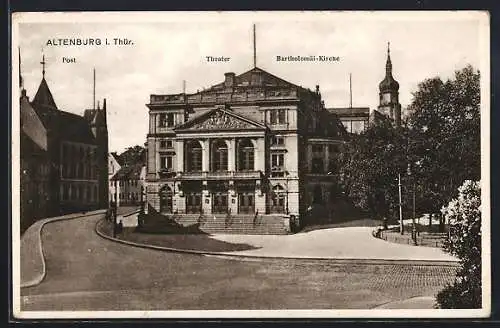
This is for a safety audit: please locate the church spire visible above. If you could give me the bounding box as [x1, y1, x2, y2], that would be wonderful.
[385, 42, 392, 75]
[40, 52, 46, 78]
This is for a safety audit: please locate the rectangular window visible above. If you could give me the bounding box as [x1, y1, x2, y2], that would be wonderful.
[160, 156, 173, 170]
[271, 136, 285, 145]
[270, 109, 286, 124]
[167, 113, 175, 127]
[271, 153, 284, 169]
[159, 114, 167, 127]
[312, 144, 323, 153]
[166, 140, 173, 148]
[160, 140, 167, 148]
[311, 158, 324, 174]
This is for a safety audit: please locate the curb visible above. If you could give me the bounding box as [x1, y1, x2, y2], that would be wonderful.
[94, 219, 460, 267]
[21, 209, 107, 289]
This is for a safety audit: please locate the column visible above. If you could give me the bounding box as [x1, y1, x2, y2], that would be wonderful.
[307, 144, 312, 172]
[174, 181, 185, 214]
[202, 181, 211, 214]
[254, 138, 265, 172]
[228, 139, 236, 171]
[229, 180, 238, 214]
[202, 139, 210, 172]
[324, 144, 329, 173]
[254, 179, 266, 214]
[116, 181, 120, 207]
[176, 139, 184, 172]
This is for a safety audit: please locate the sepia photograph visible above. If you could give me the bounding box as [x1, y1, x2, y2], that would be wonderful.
[11, 11, 490, 318]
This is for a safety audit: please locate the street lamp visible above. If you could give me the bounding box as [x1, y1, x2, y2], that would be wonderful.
[285, 171, 289, 214]
[398, 173, 403, 235]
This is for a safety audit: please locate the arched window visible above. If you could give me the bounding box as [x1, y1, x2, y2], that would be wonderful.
[211, 139, 228, 172]
[186, 140, 202, 172]
[238, 139, 254, 171]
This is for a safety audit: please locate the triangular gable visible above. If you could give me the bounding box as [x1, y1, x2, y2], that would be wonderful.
[205, 67, 299, 91]
[175, 108, 266, 132]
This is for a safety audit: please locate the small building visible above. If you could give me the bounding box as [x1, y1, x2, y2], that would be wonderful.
[110, 164, 146, 206]
[327, 107, 370, 134]
[108, 152, 123, 204]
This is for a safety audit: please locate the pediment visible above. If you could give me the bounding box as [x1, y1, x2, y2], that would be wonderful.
[176, 109, 265, 132]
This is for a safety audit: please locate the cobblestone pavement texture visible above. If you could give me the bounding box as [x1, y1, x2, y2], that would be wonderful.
[20, 213, 457, 311]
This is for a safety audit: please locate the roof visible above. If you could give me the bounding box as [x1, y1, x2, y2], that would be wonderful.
[31, 104, 97, 144]
[316, 110, 348, 139]
[379, 52, 399, 92]
[110, 152, 123, 165]
[206, 67, 300, 91]
[110, 164, 144, 181]
[30, 77, 97, 144]
[32, 77, 57, 109]
[328, 107, 370, 117]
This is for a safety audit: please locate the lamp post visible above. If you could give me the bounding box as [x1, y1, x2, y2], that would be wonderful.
[285, 171, 289, 214]
[398, 173, 403, 235]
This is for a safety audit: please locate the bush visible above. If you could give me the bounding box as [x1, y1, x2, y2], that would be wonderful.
[436, 180, 481, 308]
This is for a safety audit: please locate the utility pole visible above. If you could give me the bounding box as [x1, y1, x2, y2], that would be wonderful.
[398, 173, 403, 235]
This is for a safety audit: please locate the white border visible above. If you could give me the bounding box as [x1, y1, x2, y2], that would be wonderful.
[11, 10, 491, 319]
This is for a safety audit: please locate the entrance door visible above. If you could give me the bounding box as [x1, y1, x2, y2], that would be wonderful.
[212, 192, 228, 214]
[238, 193, 255, 214]
[159, 187, 173, 214]
[185, 193, 202, 213]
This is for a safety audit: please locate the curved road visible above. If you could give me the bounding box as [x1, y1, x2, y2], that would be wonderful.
[21, 213, 456, 311]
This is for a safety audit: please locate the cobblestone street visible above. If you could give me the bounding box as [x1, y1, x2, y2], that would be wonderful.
[20, 213, 457, 312]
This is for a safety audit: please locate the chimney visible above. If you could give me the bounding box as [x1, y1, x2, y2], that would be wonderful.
[224, 72, 235, 87]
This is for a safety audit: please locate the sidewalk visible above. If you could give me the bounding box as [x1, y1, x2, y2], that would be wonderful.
[109, 224, 458, 262]
[211, 227, 457, 261]
[20, 210, 106, 288]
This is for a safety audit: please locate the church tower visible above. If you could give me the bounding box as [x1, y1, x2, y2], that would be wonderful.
[90, 99, 109, 209]
[378, 42, 401, 127]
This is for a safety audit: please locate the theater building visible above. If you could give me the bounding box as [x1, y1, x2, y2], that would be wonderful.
[144, 66, 347, 224]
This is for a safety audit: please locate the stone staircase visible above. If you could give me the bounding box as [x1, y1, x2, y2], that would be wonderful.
[140, 212, 290, 235]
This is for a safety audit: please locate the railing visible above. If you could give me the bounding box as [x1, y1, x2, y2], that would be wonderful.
[149, 89, 298, 105]
[179, 170, 262, 180]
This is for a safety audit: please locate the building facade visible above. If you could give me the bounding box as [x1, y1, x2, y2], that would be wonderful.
[327, 107, 370, 134]
[144, 67, 347, 222]
[108, 152, 122, 204]
[20, 63, 109, 231]
[110, 164, 146, 206]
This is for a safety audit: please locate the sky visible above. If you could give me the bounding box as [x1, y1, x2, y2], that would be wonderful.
[14, 11, 487, 153]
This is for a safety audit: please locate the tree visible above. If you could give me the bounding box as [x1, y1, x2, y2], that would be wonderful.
[339, 119, 408, 222]
[436, 180, 481, 308]
[118, 145, 146, 166]
[407, 65, 480, 217]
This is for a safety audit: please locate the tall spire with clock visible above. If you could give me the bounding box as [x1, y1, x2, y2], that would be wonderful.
[378, 42, 401, 127]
